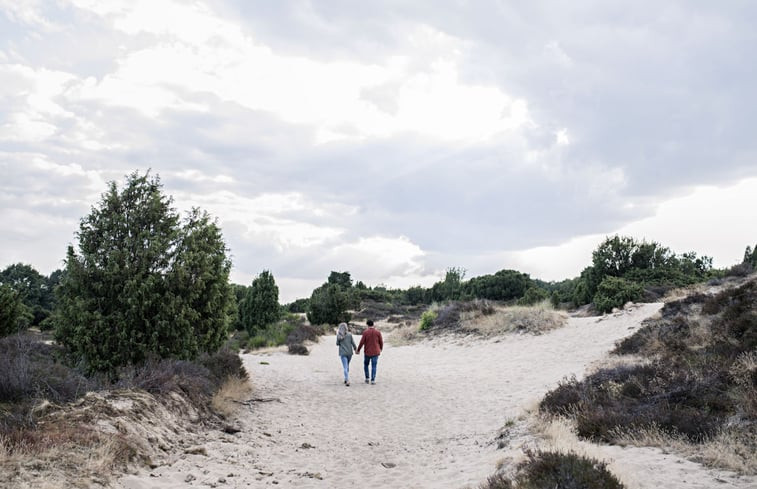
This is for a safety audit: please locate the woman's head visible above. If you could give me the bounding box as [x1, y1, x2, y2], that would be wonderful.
[337, 322, 348, 339]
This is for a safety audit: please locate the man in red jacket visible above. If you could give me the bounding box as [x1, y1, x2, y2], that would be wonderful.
[357, 319, 383, 384]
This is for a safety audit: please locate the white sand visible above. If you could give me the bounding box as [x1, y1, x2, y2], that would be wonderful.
[116, 303, 757, 488]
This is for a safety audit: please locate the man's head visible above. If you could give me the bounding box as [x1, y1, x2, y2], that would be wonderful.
[367, 319, 374, 328]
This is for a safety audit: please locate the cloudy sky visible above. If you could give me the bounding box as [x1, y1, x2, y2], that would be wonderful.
[1, 1, 756, 301]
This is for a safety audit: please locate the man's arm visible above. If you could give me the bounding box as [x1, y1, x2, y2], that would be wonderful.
[356, 335, 364, 353]
[378, 331, 384, 351]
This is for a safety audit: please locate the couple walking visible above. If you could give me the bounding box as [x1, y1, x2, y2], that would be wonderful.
[336, 320, 383, 386]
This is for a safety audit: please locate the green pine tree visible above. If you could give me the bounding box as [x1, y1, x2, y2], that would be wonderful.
[55, 171, 234, 373]
[240, 270, 280, 335]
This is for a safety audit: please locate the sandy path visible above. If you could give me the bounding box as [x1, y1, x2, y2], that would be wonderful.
[116, 303, 755, 488]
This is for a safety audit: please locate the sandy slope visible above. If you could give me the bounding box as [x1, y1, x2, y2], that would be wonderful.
[115, 303, 756, 488]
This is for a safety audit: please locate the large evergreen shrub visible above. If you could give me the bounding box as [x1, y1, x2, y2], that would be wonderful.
[55, 172, 234, 373]
[0, 285, 26, 337]
[307, 282, 351, 325]
[239, 270, 280, 335]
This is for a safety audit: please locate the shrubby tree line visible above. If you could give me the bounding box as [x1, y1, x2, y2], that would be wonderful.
[1, 170, 754, 360]
[289, 235, 740, 320]
[0, 264, 62, 337]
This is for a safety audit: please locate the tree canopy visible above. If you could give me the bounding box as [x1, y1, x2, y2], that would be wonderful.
[307, 271, 353, 325]
[239, 270, 280, 335]
[55, 171, 234, 373]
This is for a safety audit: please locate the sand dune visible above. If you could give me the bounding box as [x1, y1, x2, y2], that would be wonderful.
[116, 303, 756, 488]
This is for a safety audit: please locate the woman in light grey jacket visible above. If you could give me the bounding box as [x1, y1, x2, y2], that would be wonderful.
[336, 322, 357, 386]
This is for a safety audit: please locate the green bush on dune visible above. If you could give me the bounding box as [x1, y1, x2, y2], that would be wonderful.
[480, 450, 625, 489]
[54, 172, 235, 374]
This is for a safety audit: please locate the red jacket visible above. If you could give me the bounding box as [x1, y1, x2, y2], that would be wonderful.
[357, 327, 383, 356]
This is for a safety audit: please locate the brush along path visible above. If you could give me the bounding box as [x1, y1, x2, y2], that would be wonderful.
[115, 303, 753, 489]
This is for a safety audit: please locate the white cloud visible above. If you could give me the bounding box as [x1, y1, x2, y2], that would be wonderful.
[174, 190, 352, 251]
[0, 64, 75, 141]
[0, 0, 58, 29]
[64, 0, 529, 144]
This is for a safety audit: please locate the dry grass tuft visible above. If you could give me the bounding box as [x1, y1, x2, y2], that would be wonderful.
[211, 376, 252, 418]
[392, 301, 568, 345]
[462, 301, 568, 336]
[611, 423, 757, 474]
[0, 419, 139, 488]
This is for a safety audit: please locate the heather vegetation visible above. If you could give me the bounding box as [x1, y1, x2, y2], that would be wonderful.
[539, 277, 757, 473]
[480, 450, 625, 489]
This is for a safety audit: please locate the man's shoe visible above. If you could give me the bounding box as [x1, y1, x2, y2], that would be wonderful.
[365, 378, 369, 384]
[346, 381, 350, 386]
[371, 380, 376, 385]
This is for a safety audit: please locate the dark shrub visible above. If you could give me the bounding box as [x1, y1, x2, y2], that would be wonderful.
[481, 451, 625, 489]
[516, 451, 625, 489]
[288, 344, 309, 355]
[198, 349, 248, 384]
[541, 362, 733, 443]
[287, 324, 321, 345]
[0, 334, 94, 404]
[726, 262, 753, 277]
[539, 376, 583, 414]
[659, 293, 707, 318]
[117, 358, 215, 405]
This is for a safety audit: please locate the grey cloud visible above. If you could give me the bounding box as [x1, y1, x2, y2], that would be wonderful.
[218, 0, 757, 196]
[3, 0, 756, 290]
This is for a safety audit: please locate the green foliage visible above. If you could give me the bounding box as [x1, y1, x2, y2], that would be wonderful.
[431, 267, 466, 301]
[0, 285, 27, 337]
[239, 270, 280, 336]
[568, 236, 716, 308]
[54, 171, 234, 374]
[516, 450, 625, 489]
[248, 313, 301, 349]
[285, 297, 310, 313]
[404, 285, 430, 305]
[465, 269, 532, 302]
[327, 271, 353, 289]
[743, 244, 757, 268]
[0, 263, 58, 327]
[517, 286, 549, 306]
[325, 270, 360, 309]
[307, 282, 352, 325]
[593, 276, 644, 313]
[418, 309, 437, 331]
[229, 284, 248, 331]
